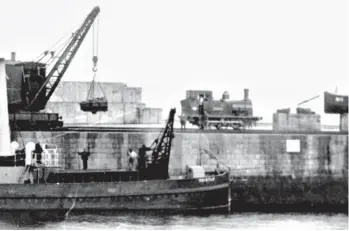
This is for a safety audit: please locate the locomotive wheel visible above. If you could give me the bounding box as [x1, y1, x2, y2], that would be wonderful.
[215, 124, 222, 130]
[232, 124, 241, 130]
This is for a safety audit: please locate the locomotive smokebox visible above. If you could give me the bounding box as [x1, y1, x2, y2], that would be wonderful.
[244, 89, 249, 100]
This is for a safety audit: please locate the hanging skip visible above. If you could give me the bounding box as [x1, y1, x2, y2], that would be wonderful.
[79, 17, 108, 114]
[80, 72, 108, 114]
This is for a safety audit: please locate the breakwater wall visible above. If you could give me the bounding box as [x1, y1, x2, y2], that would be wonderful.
[11, 131, 348, 177]
[11, 131, 348, 212]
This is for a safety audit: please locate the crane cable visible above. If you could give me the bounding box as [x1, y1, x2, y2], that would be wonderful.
[92, 16, 99, 72]
[88, 17, 105, 100]
[33, 20, 83, 63]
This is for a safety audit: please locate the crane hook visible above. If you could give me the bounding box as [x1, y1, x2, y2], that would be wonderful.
[92, 56, 98, 72]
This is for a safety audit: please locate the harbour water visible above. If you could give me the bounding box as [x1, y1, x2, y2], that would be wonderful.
[0, 213, 347, 230]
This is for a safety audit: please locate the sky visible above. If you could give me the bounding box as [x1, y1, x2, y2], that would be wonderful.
[0, 0, 347, 125]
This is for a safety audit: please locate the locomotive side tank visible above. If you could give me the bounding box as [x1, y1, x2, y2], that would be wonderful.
[180, 89, 262, 130]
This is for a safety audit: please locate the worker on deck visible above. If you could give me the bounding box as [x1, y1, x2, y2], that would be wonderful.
[10, 141, 19, 156]
[138, 144, 152, 178]
[34, 142, 43, 165]
[24, 142, 36, 184]
[78, 148, 91, 170]
[127, 148, 138, 171]
[180, 115, 186, 131]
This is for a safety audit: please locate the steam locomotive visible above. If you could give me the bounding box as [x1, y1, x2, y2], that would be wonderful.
[180, 89, 262, 130]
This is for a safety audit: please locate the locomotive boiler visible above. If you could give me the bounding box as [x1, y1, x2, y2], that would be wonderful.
[180, 89, 262, 130]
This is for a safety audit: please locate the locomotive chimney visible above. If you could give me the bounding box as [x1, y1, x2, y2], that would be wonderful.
[244, 89, 249, 100]
[10, 52, 16, 62]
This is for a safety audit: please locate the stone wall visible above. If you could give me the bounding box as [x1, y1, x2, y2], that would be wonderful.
[11, 131, 348, 178]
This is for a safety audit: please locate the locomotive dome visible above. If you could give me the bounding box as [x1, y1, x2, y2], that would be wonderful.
[222, 91, 230, 101]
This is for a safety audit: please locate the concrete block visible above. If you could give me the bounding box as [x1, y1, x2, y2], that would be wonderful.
[137, 103, 146, 110]
[273, 113, 321, 132]
[51, 81, 129, 103]
[110, 103, 126, 124]
[96, 82, 127, 103]
[108, 85, 123, 102]
[72, 103, 88, 124]
[340, 113, 348, 132]
[62, 81, 78, 102]
[49, 84, 64, 102]
[122, 87, 142, 103]
[123, 104, 138, 124]
[140, 108, 163, 124]
[86, 111, 105, 124]
[62, 102, 76, 124]
[75, 82, 89, 103]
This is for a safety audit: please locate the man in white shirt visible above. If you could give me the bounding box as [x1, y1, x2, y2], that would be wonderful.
[127, 148, 138, 171]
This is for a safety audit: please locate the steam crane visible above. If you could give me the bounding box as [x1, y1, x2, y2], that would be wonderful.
[6, 6, 100, 130]
[145, 108, 176, 180]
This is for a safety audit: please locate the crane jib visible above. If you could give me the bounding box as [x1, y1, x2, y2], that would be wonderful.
[27, 6, 100, 111]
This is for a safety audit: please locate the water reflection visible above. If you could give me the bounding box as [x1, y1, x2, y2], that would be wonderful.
[0, 212, 347, 230]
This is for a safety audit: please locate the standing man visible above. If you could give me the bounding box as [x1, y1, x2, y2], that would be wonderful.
[34, 142, 43, 164]
[180, 115, 186, 131]
[24, 142, 36, 184]
[78, 148, 91, 170]
[138, 144, 152, 178]
[127, 148, 138, 171]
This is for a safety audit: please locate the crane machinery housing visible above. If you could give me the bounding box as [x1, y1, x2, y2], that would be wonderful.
[6, 6, 100, 130]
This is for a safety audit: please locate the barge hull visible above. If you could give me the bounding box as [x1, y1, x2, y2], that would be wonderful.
[0, 173, 230, 213]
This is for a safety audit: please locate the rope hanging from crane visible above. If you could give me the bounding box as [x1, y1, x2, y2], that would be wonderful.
[80, 17, 108, 114]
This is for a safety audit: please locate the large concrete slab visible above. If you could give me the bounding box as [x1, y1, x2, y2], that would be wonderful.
[46, 102, 157, 125]
[139, 108, 163, 124]
[273, 113, 321, 132]
[50, 81, 128, 103]
[47, 81, 161, 125]
[122, 87, 142, 103]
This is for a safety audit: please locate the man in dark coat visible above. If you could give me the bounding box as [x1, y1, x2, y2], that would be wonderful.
[78, 148, 91, 170]
[138, 145, 151, 171]
[180, 115, 186, 131]
[34, 142, 43, 164]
